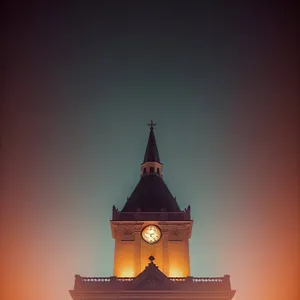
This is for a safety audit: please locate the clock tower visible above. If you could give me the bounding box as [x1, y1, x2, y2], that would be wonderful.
[111, 120, 192, 278]
[70, 122, 235, 300]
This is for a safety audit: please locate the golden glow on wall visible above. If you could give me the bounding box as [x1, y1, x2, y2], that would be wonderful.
[112, 221, 192, 278]
[113, 241, 137, 277]
[119, 268, 135, 278]
[169, 268, 184, 277]
[167, 241, 190, 277]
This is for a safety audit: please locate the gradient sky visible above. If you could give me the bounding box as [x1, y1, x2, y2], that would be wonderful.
[1, 1, 299, 300]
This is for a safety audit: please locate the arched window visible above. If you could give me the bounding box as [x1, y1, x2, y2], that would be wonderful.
[157, 168, 160, 175]
[143, 168, 146, 174]
[150, 167, 154, 173]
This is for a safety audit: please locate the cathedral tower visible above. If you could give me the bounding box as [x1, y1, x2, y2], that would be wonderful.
[70, 122, 235, 300]
[111, 121, 192, 277]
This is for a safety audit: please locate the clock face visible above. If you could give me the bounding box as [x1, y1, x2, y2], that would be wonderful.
[141, 225, 162, 244]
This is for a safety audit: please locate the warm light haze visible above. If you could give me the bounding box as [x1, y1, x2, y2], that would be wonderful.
[1, 2, 298, 300]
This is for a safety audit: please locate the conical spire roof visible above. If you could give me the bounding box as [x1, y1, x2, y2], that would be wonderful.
[143, 121, 160, 163]
[121, 121, 181, 213]
[121, 175, 180, 212]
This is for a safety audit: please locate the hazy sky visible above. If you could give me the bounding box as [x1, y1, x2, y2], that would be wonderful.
[1, 1, 298, 300]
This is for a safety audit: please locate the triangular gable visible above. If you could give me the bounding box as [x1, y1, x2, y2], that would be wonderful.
[130, 262, 174, 290]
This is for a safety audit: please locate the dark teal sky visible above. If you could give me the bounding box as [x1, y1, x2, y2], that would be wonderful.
[2, 1, 298, 300]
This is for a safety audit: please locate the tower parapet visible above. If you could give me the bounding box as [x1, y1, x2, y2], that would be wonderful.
[112, 205, 191, 221]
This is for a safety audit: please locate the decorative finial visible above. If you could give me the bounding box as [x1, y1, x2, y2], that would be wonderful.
[148, 255, 155, 263]
[147, 120, 156, 131]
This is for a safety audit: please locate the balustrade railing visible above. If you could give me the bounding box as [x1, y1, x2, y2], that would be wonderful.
[78, 275, 226, 285]
[73, 274, 233, 295]
[81, 277, 111, 282]
[169, 277, 186, 282]
[116, 278, 134, 282]
[79, 276, 134, 285]
[191, 277, 224, 282]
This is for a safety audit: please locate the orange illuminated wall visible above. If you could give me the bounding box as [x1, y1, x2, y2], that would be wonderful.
[168, 240, 190, 277]
[111, 221, 193, 277]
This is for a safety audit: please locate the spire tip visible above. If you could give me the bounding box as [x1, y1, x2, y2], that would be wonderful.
[147, 120, 156, 131]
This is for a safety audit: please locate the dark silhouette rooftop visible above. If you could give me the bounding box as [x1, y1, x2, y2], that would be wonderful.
[121, 174, 181, 212]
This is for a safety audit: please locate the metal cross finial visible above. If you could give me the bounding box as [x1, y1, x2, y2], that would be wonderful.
[147, 120, 156, 130]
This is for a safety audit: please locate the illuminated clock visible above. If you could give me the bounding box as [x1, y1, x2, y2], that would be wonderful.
[141, 225, 162, 244]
